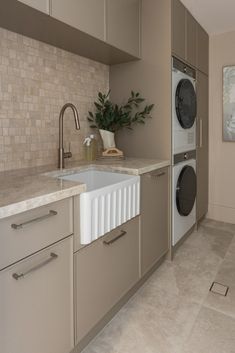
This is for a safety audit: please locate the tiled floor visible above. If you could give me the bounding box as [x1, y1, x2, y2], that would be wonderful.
[82, 219, 235, 353]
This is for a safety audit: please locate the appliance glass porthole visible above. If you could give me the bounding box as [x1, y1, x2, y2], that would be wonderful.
[176, 165, 196, 216]
[175, 79, 197, 129]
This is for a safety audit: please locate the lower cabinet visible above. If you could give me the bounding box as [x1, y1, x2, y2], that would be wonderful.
[0, 236, 74, 353]
[74, 216, 140, 343]
[141, 167, 169, 276]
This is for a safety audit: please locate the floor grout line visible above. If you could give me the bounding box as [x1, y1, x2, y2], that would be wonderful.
[201, 302, 235, 321]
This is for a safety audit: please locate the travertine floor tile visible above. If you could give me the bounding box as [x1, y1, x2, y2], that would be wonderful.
[216, 257, 235, 287]
[141, 258, 216, 304]
[83, 291, 200, 353]
[202, 218, 235, 234]
[225, 236, 235, 261]
[82, 220, 235, 353]
[183, 306, 235, 353]
[183, 224, 233, 259]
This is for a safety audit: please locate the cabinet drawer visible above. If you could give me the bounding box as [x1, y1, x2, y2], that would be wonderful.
[0, 236, 74, 353]
[0, 198, 73, 270]
[74, 216, 140, 343]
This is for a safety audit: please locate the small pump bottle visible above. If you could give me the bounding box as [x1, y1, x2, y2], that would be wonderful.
[83, 135, 97, 161]
[90, 134, 97, 160]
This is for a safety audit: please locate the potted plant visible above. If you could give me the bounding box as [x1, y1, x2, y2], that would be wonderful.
[87, 91, 154, 150]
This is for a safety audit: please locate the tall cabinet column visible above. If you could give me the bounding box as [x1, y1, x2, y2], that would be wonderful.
[196, 71, 209, 221]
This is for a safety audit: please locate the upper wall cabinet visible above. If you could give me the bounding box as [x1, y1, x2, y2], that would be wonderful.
[17, 0, 50, 14]
[172, 0, 209, 74]
[197, 24, 209, 74]
[106, 0, 141, 57]
[186, 10, 197, 68]
[51, 0, 105, 41]
[172, 0, 197, 68]
[172, 0, 186, 61]
[3, 0, 140, 64]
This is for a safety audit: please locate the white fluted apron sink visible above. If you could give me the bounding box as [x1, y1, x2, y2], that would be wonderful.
[60, 169, 140, 244]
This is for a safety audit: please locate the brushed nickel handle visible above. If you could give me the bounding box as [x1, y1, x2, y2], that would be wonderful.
[149, 171, 166, 178]
[64, 144, 72, 159]
[199, 119, 203, 148]
[155, 172, 166, 177]
[12, 253, 58, 280]
[103, 230, 127, 245]
[11, 210, 57, 230]
[64, 152, 72, 159]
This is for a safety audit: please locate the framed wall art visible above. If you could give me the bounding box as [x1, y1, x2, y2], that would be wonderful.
[223, 65, 235, 141]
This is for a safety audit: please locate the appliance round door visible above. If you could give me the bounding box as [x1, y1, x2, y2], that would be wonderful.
[176, 165, 196, 216]
[175, 79, 197, 129]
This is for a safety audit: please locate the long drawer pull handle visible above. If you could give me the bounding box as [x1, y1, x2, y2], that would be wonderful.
[11, 210, 58, 230]
[12, 252, 58, 280]
[150, 172, 166, 178]
[199, 119, 203, 148]
[103, 230, 127, 245]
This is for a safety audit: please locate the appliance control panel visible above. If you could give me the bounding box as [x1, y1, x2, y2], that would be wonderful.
[174, 150, 196, 165]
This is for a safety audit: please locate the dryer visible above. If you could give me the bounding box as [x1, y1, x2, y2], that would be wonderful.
[172, 57, 197, 155]
[172, 151, 197, 246]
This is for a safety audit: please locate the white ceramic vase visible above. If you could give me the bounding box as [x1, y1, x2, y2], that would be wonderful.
[99, 129, 116, 150]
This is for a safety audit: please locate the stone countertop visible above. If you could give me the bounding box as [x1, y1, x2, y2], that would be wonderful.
[45, 158, 170, 177]
[0, 158, 170, 219]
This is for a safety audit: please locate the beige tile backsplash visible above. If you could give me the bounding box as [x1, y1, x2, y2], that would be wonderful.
[0, 28, 109, 172]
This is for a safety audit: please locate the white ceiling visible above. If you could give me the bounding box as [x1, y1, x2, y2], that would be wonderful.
[180, 0, 235, 35]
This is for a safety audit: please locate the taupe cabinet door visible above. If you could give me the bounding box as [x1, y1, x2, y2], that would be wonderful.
[17, 0, 50, 13]
[0, 237, 74, 353]
[186, 11, 197, 67]
[172, 0, 208, 71]
[196, 71, 209, 221]
[106, 0, 141, 57]
[197, 25, 209, 74]
[141, 167, 169, 276]
[74, 217, 140, 343]
[172, 0, 186, 61]
[51, 0, 105, 41]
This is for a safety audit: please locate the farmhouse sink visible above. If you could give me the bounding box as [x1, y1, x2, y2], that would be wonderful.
[60, 169, 140, 244]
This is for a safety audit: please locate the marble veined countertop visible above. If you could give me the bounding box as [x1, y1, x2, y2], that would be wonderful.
[0, 158, 170, 219]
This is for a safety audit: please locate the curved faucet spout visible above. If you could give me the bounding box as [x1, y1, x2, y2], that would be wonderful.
[58, 103, 81, 169]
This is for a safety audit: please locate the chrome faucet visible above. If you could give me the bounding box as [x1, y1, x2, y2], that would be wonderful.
[58, 103, 80, 169]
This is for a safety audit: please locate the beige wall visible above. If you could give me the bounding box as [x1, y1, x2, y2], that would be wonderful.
[208, 30, 235, 223]
[0, 28, 109, 172]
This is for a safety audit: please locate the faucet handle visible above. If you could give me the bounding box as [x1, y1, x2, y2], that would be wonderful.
[64, 142, 72, 159]
[64, 151, 72, 159]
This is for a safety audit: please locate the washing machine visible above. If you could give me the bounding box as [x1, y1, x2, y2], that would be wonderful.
[172, 151, 197, 246]
[172, 57, 197, 155]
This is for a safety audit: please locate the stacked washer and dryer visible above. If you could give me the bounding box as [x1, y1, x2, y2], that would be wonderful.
[172, 57, 197, 246]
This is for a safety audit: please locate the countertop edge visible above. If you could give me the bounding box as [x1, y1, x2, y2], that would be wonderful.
[47, 160, 171, 177]
[0, 184, 86, 220]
